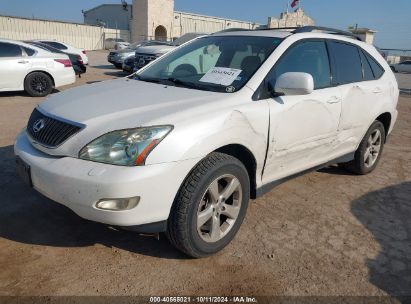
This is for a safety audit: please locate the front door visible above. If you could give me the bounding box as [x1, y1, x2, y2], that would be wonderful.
[260, 39, 342, 183]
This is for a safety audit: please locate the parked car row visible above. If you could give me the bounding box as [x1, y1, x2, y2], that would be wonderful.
[108, 33, 206, 73]
[24, 41, 87, 77]
[0, 39, 88, 97]
[108, 40, 172, 69]
[104, 38, 129, 50]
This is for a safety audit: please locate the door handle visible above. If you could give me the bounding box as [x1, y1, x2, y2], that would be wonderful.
[18, 60, 29, 64]
[373, 87, 383, 94]
[326, 96, 341, 104]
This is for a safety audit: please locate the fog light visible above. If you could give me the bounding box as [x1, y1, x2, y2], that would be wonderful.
[96, 197, 140, 211]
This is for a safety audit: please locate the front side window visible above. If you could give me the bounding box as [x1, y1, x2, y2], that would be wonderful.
[265, 40, 331, 90]
[328, 41, 363, 85]
[136, 36, 283, 93]
[0, 42, 23, 58]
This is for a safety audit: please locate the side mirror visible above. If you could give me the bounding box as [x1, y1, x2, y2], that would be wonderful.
[274, 72, 314, 96]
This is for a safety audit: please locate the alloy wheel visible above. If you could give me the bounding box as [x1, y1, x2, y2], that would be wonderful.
[196, 174, 242, 243]
[31, 75, 48, 93]
[364, 129, 382, 168]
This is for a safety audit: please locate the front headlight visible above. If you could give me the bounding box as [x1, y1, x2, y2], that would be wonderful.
[79, 126, 173, 166]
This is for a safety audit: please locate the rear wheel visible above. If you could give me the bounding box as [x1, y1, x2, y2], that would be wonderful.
[24, 72, 53, 97]
[167, 152, 250, 258]
[343, 121, 386, 175]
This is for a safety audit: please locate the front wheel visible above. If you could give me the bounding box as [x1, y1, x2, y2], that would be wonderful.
[344, 121, 386, 175]
[166, 152, 250, 258]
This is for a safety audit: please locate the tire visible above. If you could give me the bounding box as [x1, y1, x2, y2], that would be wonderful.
[114, 63, 123, 69]
[391, 67, 397, 73]
[166, 152, 250, 258]
[24, 72, 53, 97]
[343, 121, 386, 175]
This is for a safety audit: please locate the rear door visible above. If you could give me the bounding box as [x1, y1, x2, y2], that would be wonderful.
[0, 42, 29, 91]
[328, 40, 387, 151]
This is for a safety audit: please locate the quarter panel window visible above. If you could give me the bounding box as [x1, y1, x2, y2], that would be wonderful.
[267, 40, 331, 90]
[0, 42, 23, 57]
[359, 49, 374, 81]
[23, 47, 36, 56]
[365, 52, 385, 79]
[329, 41, 363, 84]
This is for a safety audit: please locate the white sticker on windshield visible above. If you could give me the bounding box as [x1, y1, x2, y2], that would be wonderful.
[199, 67, 242, 86]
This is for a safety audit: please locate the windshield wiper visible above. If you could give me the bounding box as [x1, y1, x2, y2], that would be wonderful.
[161, 78, 215, 92]
[134, 75, 161, 84]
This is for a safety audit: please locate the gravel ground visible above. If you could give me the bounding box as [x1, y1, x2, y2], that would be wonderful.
[0, 51, 410, 300]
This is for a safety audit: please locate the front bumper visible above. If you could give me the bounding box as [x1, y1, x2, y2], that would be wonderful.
[14, 132, 201, 227]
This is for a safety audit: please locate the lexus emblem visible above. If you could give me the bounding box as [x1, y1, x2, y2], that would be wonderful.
[33, 119, 46, 133]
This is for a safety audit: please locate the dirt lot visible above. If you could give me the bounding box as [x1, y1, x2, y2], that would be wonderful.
[0, 51, 410, 299]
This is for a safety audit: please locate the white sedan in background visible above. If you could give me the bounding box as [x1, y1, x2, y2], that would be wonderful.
[35, 40, 89, 65]
[390, 60, 411, 73]
[0, 39, 75, 97]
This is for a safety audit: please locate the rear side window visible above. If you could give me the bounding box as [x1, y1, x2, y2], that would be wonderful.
[359, 50, 374, 81]
[268, 40, 331, 89]
[0, 42, 23, 57]
[364, 52, 385, 79]
[328, 41, 363, 85]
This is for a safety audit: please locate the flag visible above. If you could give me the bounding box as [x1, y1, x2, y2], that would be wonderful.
[291, 0, 300, 8]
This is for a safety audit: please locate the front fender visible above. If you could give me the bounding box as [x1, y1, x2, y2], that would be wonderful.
[146, 102, 270, 179]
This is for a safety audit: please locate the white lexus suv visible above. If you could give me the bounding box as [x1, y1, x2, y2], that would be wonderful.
[15, 27, 399, 257]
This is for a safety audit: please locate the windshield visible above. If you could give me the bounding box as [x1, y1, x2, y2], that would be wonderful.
[135, 35, 283, 93]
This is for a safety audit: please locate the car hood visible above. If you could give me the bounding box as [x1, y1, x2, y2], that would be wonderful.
[39, 78, 222, 128]
[112, 48, 137, 54]
[35, 78, 249, 157]
[135, 45, 175, 55]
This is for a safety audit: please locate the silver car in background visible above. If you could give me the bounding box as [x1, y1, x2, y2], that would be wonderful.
[108, 40, 171, 69]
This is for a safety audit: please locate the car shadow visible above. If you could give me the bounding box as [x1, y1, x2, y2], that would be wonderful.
[91, 65, 117, 70]
[0, 144, 186, 260]
[104, 71, 129, 77]
[317, 164, 357, 176]
[0, 89, 61, 98]
[351, 182, 411, 301]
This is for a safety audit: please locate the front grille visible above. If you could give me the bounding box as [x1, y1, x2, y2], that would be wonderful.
[27, 108, 82, 148]
[135, 53, 158, 68]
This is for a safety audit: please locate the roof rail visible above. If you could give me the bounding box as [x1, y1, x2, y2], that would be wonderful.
[215, 28, 252, 33]
[292, 26, 362, 41]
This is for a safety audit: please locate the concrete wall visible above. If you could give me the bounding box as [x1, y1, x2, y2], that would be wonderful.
[84, 4, 132, 30]
[172, 11, 259, 38]
[0, 15, 130, 50]
[131, 0, 259, 42]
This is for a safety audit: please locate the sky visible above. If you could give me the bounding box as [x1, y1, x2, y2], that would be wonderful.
[0, 0, 410, 49]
